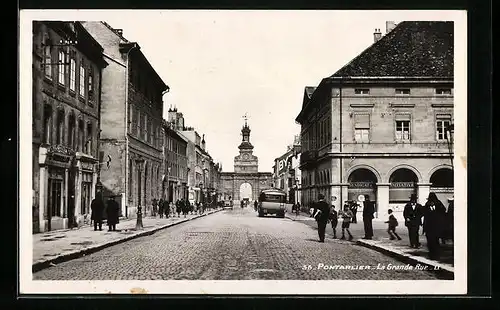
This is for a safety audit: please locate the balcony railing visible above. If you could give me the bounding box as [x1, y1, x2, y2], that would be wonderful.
[300, 150, 318, 165]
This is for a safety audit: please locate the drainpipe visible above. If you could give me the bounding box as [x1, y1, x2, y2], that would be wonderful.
[124, 43, 139, 218]
[339, 79, 343, 207]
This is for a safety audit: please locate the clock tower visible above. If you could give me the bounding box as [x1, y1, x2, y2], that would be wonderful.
[234, 117, 258, 173]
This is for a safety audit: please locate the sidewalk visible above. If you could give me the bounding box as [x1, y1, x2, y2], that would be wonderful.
[32, 208, 223, 272]
[285, 211, 454, 278]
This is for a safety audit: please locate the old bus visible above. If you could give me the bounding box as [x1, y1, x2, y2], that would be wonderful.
[257, 188, 286, 218]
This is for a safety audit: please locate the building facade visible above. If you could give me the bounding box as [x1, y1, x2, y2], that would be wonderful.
[162, 118, 188, 203]
[220, 120, 273, 203]
[81, 22, 169, 218]
[32, 21, 107, 232]
[296, 21, 454, 222]
[272, 135, 302, 204]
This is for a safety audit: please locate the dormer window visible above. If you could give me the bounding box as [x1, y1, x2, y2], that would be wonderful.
[436, 88, 452, 95]
[354, 88, 370, 95]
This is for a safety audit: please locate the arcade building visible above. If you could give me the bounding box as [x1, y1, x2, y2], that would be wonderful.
[295, 21, 454, 221]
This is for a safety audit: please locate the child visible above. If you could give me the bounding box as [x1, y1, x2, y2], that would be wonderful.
[339, 205, 354, 241]
[329, 205, 339, 239]
[385, 209, 402, 240]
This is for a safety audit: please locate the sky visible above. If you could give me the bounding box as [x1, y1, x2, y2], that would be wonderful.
[32, 10, 462, 172]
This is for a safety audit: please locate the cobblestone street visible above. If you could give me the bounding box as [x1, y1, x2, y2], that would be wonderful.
[33, 208, 443, 280]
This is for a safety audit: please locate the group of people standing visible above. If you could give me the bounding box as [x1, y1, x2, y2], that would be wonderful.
[312, 194, 375, 243]
[90, 193, 120, 232]
[403, 193, 454, 260]
[311, 192, 454, 260]
[90, 194, 220, 232]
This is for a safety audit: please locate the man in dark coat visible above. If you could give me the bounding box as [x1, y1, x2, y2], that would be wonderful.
[403, 193, 424, 248]
[91, 193, 105, 231]
[106, 196, 119, 231]
[423, 192, 447, 260]
[445, 197, 454, 243]
[362, 195, 375, 239]
[158, 198, 165, 218]
[350, 200, 359, 224]
[312, 194, 330, 243]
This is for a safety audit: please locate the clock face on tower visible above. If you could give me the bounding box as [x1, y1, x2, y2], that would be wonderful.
[243, 154, 249, 159]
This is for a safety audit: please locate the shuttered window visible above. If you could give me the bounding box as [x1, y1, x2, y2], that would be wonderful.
[354, 114, 370, 143]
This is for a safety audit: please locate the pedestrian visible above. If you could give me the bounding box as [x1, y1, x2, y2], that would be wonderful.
[339, 204, 354, 241]
[176, 199, 181, 217]
[158, 198, 164, 218]
[403, 193, 424, 248]
[90, 193, 105, 231]
[312, 194, 330, 243]
[254, 200, 258, 212]
[106, 196, 119, 231]
[169, 201, 175, 217]
[350, 200, 358, 224]
[385, 209, 402, 240]
[422, 192, 447, 260]
[152, 198, 158, 217]
[362, 195, 375, 239]
[296, 202, 301, 215]
[329, 204, 339, 239]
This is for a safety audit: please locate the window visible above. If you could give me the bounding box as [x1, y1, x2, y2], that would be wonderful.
[79, 61, 86, 97]
[86, 123, 93, 154]
[68, 115, 75, 149]
[137, 109, 141, 137]
[395, 114, 411, 141]
[131, 108, 137, 135]
[43, 40, 52, 79]
[43, 105, 52, 144]
[78, 120, 84, 152]
[69, 55, 76, 91]
[436, 115, 452, 141]
[88, 67, 94, 102]
[395, 88, 411, 95]
[354, 88, 370, 95]
[436, 88, 452, 95]
[143, 114, 148, 140]
[56, 110, 64, 145]
[58, 50, 66, 85]
[81, 173, 92, 214]
[354, 114, 370, 143]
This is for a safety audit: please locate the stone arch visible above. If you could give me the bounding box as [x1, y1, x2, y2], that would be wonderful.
[427, 164, 453, 183]
[385, 164, 423, 183]
[388, 167, 420, 203]
[240, 182, 253, 201]
[347, 167, 379, 202]
[345, 164, 382, 183]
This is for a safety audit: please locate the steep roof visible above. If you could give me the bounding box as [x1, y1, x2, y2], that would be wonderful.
[331, 21, 454, 78]
[302, 86, 317, 108]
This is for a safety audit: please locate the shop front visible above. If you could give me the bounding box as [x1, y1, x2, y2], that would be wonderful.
[74, 153, 98, 226]
[38, 145, 73, 232]
[430, 167, 454, 209]
[388, 168, 419, 221]
[348, 168, 378, 218]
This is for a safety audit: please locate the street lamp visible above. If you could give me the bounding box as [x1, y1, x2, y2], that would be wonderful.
[135, 157, 145, 230]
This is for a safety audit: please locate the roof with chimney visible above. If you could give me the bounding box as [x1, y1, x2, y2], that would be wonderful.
[331, 21, 453, 78]
[302, 86, 317, 108]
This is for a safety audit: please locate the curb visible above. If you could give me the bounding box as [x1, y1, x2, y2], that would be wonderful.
[356, 239, 454, 280]
[32, 209, 223, 273]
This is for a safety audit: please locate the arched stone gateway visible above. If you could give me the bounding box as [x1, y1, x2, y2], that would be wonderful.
[240, 182, 253, 201]
[219, 117, 273, 205]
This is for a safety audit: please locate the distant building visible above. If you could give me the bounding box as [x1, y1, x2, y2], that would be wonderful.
[272, 135, 302, 204]
[81, 22, 169, 218]
[32, 21, 107, 232]
[162, 116, 188, 203]
[295, 21, 454, 221]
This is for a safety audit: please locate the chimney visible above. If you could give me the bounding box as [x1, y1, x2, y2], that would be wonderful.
[201, 134, 206, 151]
[385, 21, 396, 34]
[115, 29, 123, 36]
[373, 28, 382, 43]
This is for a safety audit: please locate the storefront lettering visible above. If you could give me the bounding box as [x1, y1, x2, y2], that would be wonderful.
[349, 182, 374, 188]
[390, 182, 415, 188]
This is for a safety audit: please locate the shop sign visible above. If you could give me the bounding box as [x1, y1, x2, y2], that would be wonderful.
[390, 182, 415, 188]
[349, 182, 374, 188]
